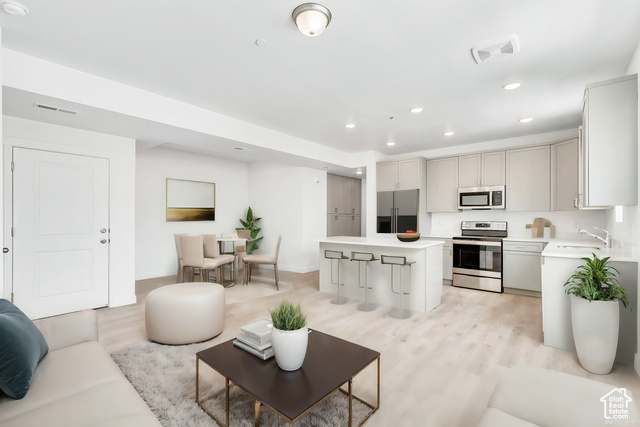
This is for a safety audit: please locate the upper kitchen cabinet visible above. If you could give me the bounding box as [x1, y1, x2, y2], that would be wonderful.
[327, 174, 361, 214]
[377, 158, 424, 191]
[581, 74, 638, 207]
[551, 138, 579, 211]
[458, 151, 505, 188]
[506, 145, 550, 211]
[426, 157, 459, 212]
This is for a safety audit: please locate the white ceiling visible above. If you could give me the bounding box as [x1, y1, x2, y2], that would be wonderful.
[1, 1, 640, 171]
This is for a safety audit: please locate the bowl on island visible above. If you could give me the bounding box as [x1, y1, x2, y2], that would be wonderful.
[396, 232, 420, 242]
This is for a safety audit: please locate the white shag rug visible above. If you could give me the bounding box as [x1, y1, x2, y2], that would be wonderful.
[111, 339, 373, 426]
[224, 277, 293, 304]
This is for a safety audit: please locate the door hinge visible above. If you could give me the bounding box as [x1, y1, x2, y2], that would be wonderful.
[10, 292, 14, 303]
[10, 227, 14, 237]
[11, 161, 14, 172]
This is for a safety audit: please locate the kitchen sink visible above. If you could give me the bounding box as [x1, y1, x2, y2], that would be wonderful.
[556, 245, 601, 250]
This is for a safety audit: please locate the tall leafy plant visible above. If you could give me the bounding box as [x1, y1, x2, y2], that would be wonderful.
[564, 253, 631, 312]
[236, 206, 263, 254]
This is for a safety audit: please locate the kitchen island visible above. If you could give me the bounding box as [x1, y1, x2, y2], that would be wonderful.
[319, 236, 444, 314]
[541, 241, 638, 364]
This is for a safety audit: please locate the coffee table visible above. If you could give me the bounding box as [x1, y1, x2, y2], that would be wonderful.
[196, 330, 380, 426]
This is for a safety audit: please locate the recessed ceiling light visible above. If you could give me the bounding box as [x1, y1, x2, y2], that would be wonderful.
[519, 117, 533, 123]
[255, 39, 267, 47]
[2, 0, 28, 16]
[356, 169, 363, 175]
[503, 82, 521, 90]
[386, 141, 395, 146]
[410, 107, 423, 113]
[345, 123, 355, 129]
[444, 131, 455, 136]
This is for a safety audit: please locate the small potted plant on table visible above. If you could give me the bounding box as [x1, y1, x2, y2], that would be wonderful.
[564, 253, 632, 374]
[269, 300, 308, 371]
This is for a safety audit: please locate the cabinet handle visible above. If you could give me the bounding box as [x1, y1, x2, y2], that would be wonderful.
[574, 198, 578, 208]
[335, 207, 338, 213]
[335, 215, 338, 220]
[352, 216, 355, 220]
[352, 208, 355, 213]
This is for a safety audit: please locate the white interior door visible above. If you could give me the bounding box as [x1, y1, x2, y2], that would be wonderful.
[12, 148, 109, 319]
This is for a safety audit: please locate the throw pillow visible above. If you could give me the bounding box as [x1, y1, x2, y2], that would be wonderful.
[0, 299, 49, 399]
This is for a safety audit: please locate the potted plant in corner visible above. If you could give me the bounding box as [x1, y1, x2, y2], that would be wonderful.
[269, 300, 308, 371]
[236, 207, 263, 254]
[564, 253, 632, 374]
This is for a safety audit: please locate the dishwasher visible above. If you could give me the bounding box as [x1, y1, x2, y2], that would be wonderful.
[502, 241, 546, 295]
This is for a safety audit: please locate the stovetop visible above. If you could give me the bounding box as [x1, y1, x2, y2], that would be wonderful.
[458, 220, 508, 239]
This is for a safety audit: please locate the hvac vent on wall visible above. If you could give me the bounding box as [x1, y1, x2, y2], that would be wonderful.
[471, 34, 519, 64]
[34, 103, 79, 115]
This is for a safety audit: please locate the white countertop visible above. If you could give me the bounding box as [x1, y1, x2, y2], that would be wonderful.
[319, 235, 445, 249]
[542, 240, 639, 262]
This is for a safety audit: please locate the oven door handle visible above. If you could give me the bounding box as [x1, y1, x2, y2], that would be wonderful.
[452, 240, 502, 247]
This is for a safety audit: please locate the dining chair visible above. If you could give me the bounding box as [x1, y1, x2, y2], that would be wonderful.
[180, 235, 231, 285]
[203, 234, 235, 284]
[243, 235, 282, 290]
[174, 233, 187, 282]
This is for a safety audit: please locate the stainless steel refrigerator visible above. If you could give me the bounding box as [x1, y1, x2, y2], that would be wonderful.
[376, 189, 419, 233]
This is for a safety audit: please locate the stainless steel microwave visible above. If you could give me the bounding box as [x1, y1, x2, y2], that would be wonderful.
[457, 185, 505, 210]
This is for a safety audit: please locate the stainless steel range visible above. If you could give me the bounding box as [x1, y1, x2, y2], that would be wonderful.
[452, 221, 507, 293]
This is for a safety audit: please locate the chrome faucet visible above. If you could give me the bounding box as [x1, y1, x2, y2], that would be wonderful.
[579, 227, 610, 248]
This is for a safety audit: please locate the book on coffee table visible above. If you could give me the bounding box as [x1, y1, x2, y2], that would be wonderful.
[233, 339, 274, 360]
[239, 318, 272, 345]
[236, 333, 272, 351]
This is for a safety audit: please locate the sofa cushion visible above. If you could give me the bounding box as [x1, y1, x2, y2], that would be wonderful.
[0, 299, 49, 399]
[477, 407, 539, 427]
[0, 341, 126, 421]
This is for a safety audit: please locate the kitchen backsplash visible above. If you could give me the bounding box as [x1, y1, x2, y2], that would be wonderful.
[429, 209, 607, 240]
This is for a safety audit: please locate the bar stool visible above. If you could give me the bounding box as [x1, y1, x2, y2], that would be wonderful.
[324, 250, 349, 304]
[350, 252, 378, 312]
[380, 255, 415, 319]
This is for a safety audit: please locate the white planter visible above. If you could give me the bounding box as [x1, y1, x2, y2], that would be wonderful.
[270, 326, 308, 371]
[570, 295, 620, 374]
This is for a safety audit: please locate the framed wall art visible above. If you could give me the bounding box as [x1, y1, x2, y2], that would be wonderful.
[166, 178, 216, 221]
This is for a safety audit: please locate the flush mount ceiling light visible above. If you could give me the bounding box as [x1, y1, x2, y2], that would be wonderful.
[503, 82, 521, 90]
[410, 107, 424, 113]
[356, 169, 363, 175]
[2, 0, 28, 16]
[345, 123, 355, 129]
[519, 117, 533, 123]
[386, 141, 396, 146]
[444, 131, 455, 136]
[292, 3, 332, 37]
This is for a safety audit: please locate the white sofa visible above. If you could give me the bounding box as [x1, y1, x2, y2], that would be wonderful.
[477, 367, 639, 426]
[0, 309, 161, 427]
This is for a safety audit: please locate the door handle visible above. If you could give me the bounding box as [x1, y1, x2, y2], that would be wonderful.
[100, 239, 107, 244]
[3, 248, 8, 253]
[100, 228, 107, 233]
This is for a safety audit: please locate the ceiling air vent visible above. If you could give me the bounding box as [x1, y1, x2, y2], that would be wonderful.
[471, 34, 519, 65]
[34, 103, 79, 115]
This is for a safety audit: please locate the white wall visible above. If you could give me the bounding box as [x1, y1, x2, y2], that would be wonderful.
[2, 116, 136, 307]
[135, 146, 249, 280]
[621, 38, 640, 374]
[248, 162, 327, 273]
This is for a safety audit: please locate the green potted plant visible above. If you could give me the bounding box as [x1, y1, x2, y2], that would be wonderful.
[236, 207, 263, 254]
[269, 300, 308, 371]
[564, 253, 631, 374]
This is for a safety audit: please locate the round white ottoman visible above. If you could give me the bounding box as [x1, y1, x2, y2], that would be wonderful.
[145, 282, 225, 345]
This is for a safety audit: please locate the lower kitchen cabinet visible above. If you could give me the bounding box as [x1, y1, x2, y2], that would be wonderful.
[503, 241, 546, 294]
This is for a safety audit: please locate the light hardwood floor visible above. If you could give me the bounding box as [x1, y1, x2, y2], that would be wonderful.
[97, 270, 640, 426]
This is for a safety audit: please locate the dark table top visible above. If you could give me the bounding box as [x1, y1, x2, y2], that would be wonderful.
[197, 329, 380, 421]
